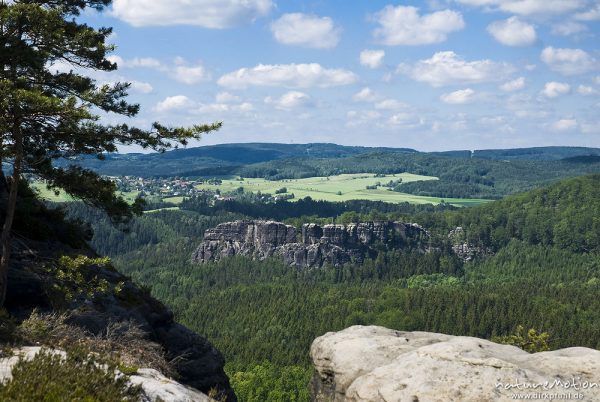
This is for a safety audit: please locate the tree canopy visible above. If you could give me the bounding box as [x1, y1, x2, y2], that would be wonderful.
[0, 0, 221, 304]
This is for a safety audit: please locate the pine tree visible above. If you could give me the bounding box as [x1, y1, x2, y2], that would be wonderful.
[0, 0, 221, 305]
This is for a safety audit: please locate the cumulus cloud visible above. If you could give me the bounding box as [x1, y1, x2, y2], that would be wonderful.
[387, 113, 424, 128]
[577, 85, 598, 96]
[541, 82, 571, 98]
[197, 102, 254, 113]
[130, 81, 153, 94]
[111, 0, 273, 29]
[397, 51, 514, 87]
[574, 4, 600, 21]
[551, 119, 578, 131]
[270, 13, 340, 49]
[109, 56, 210, 84]
[172, 65, 210, 85]
[360, 50, 385, 69]
[352, 87, 379, 102]
[217, 63, 357, 89]
[500, 77, 525, 92]
[551, 21, 588, 37]
[215, 92, 242, 103]
[374, 99, 408, 110]
[346, 110, 382, 127]
[541, 47, 597, 75]
[440, 88, 475, 104]
[265, 91, 312, 110]
[372, 5, 464, 45]
[487, 17, 536, 46]
[455, 0, 585, 16]
[154, 95, 194, 112]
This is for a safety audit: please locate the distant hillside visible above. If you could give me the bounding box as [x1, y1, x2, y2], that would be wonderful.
[61, 143, 600, 177]
[473, 146, 600, 161]
[68, 143, 417, 177]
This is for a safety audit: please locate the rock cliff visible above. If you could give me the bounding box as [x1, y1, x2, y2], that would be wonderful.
[310, 326, 600, 402]
[192, 220, 430, 268]
[4, 237, 236, 402]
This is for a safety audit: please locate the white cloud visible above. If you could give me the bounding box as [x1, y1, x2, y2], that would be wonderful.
[109, 56, 210, 84]
[218, 63, 357, 89]
[172, 63, 210, 85]
[387, 113, 424, 128]
[270, 13, 340, 49]
[216, 92, 241, 103]
[500, 77, 525, 92]
[111, 0, 273, 29]
[574, 4, 600, 21]
[541, 47, 597, 75]
[266, 91, 312, 110]
[577, 85, 598, 96]
[130, 81, 153, 94]
[541, 82, 571, 98]
[551, 119, 578, 131]
[595, 76, 600, 85]
[455, 0, 585, 16]
[398, 51, 514, 87]
[440, 88, 475, 104]
[551, 21, 588, 37]
[360, 50, 385, 69]
[154, 95, 194, 112]
[196, 102, 254, 113]
[487, 17, 536, 46]
[352, 87, 379, 102]
[372, 5, 464, 45]
[346, 110, 382, 127]
[374, 99, 408, 110]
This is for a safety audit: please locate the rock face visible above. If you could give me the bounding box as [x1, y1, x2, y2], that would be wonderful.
[5, 238, 236, 402]
[310, 326, 600, 402]
[193, 220, 430, 268]
[448, 226, 492, 262]
[0, 347, 213, 402]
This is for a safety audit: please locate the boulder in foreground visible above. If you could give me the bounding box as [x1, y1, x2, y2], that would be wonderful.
[310, 325, 600, 402]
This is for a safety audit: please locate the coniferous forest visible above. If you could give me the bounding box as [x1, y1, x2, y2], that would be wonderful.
[64, 174, 600, 402]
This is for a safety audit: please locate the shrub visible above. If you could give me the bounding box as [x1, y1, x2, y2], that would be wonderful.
[492, 325, 550, 353]
[0, 348, 141, 401]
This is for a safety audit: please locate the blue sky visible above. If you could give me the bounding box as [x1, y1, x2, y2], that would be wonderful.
[78, 0, 600, 151]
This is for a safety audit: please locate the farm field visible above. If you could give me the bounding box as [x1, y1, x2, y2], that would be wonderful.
[196, 173, 491, 206]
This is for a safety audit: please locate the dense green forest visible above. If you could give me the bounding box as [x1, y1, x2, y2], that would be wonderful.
[61, 174, 600, 401]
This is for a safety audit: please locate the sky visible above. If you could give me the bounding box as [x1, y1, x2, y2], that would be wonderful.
[78, 0, 600, 152]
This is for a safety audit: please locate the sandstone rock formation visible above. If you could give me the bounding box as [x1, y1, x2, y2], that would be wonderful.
[448, 226, 492, 262]
[310, 325, 600, 402]
[0, 347, 214, 402]
[192, 220, 430, 268]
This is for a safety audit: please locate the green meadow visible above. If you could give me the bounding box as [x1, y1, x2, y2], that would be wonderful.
[31, 173, 490, 207]
[196, 173, 490, 206]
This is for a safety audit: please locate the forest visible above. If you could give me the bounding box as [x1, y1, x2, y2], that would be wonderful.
[62, 174, 600, 402]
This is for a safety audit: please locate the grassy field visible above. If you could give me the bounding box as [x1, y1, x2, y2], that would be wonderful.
[31, 173, 491, 207]
[196, 173, 490, 206]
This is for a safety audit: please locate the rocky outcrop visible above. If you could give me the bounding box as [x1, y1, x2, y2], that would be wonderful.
[4, 238, 236, 402]
[193, 220, 430, 268]
[0, 347, 214, 402]
[310, 326, 600, 402]
[448, 226, 492, 262]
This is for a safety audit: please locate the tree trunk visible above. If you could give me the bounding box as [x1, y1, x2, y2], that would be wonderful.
[0, 133, 23, 307]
